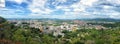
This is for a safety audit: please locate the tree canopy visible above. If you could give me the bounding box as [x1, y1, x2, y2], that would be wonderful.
[0, 16, 6, 24]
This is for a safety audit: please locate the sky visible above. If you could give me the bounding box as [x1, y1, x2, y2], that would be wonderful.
[0, 0, 120, 19]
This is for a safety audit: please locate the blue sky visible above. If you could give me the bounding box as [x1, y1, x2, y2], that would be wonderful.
[0, 0, 120, 19]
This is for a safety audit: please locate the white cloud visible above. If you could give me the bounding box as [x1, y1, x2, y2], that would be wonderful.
[110, 15, 120, 19]
[29, 0, 54, 15]
[14, 0, 23, 4]
[106, 0, 120, 4]
[80, 0, 98, 6]
[0, 0, 5, 8]
[1, 0, 120, 19]
[27, 0, 99, 19]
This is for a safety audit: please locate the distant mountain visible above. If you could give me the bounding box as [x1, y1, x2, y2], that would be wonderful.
[82, 18, 120, 22]
[6, 18, 120, 22]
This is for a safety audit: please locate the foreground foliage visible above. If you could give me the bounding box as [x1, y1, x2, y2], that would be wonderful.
[0, 17, 120, 44]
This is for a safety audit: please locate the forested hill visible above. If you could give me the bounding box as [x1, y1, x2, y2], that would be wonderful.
[0, 16, 6, 24]
[0, 17, 15, 44]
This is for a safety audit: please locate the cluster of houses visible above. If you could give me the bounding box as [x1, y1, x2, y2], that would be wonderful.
[9, 20, 107, 37]
[28, 21, 79, 37]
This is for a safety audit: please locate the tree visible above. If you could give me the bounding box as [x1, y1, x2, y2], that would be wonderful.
[12, 29, 26, 43]
[0, 16, 6, 24]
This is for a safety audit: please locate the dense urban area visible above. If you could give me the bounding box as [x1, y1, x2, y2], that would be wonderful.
[0, 17, 120, 44]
